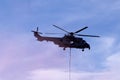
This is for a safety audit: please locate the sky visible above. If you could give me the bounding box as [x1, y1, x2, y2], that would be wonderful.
[0, 0, 120, 80]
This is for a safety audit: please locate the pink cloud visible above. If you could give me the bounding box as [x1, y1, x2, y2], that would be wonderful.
[27, 52, 120, 80]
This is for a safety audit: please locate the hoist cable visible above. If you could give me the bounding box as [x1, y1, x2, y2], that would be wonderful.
[69, 48, 72, 80]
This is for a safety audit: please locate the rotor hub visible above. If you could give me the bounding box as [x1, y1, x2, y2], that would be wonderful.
[69, 32, 74, 36]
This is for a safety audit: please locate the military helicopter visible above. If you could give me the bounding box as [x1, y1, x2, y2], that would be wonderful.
[32, 25, 100, 51]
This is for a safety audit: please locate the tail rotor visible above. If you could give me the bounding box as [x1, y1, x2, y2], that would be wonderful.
[32, 27, 42, 34]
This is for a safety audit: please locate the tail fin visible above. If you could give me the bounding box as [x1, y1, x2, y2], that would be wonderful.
[32, 27, 42, 37]
[32, 27, 42, 33]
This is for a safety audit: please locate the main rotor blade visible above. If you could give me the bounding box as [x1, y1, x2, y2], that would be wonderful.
[75, 26, 88, 33]
[53, 25, 69, 33]
[31, 27, 42, 34]
[45, 33, 64, 34]
[77, 34, 100, 37]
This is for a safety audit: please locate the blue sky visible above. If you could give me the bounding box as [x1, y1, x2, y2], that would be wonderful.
[0, 0, 120, 80]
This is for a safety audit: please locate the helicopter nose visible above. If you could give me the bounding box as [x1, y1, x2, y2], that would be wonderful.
[85, 43, 90, 49]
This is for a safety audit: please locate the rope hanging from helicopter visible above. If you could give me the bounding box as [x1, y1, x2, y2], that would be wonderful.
[69, 48, 72, 80]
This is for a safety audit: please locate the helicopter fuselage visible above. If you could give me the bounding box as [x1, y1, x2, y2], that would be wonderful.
[32, 25, 99, 51]
[34, 32, 90, 51]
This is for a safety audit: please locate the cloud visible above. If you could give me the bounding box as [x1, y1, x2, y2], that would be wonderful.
[106, 53, 120, 72]
[0, 33, 68, 80]
[27, 69, 68, 80]
[27, 69, 94, 80]
[95, 37, 115, 52]
[96, 52, 120, 80]
[26, 51, 120, 80]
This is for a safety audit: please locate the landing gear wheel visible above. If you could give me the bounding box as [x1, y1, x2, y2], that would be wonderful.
[82, 49, 84, 52]
[63, 47, 66, 50]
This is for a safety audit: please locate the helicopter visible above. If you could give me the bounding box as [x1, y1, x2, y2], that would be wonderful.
[32, 25, 100, 51]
